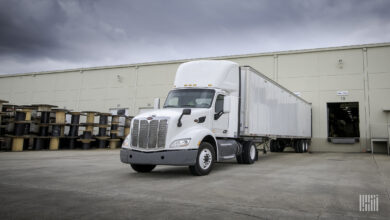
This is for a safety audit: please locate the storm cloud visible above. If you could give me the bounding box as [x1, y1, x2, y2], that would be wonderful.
[0, 0, 389, 74]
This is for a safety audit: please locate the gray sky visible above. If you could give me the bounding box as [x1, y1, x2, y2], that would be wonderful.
[1, 0, 390, 74]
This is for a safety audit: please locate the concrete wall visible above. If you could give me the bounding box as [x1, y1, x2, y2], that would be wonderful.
[1, 43, 390, 152]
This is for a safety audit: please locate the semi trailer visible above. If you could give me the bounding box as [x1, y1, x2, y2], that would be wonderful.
[120, 60, 312, 175]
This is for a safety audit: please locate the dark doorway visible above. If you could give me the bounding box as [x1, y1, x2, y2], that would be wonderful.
[327, 102, 360, 138]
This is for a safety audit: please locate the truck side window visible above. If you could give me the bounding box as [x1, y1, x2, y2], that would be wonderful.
[215, 95, 224, 113]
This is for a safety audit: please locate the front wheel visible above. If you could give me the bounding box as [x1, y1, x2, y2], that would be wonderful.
[189, 142, 215, 176]
[131, 164, 156, 173]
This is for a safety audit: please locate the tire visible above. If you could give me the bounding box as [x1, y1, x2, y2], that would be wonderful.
[271, 140, 282, 152]
[306, 140, 310, 152]
[236, 153, 244, 164]
[189, 142, 215, 176]
[294, 141, 301, 153]
[303, 140, 308, 152]
[241, 141, 257, 164]
[278, 142, 285, 152]
[130, 164, 156, 173]
[295, 140, 304, 153]
[270, 140, 276, 152]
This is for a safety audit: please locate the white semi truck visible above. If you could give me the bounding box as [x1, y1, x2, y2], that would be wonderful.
[121, 60, 312, 175]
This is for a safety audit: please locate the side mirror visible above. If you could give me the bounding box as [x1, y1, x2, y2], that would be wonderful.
[153, 98, 160, 109]
[223, 96, 231, 113]
[177, 108, 191, 127]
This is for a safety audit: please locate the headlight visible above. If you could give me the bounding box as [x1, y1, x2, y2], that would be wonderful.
[122, 135, 131, 149]
[170, 138, 191, 148]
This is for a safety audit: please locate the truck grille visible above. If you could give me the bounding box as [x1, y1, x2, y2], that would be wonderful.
[131, 119, 168, 149]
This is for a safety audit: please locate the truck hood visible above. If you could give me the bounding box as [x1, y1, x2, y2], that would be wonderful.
[135, 108, 209, 120]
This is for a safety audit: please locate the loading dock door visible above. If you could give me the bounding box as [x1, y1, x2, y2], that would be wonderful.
[327, 102, 360, 143]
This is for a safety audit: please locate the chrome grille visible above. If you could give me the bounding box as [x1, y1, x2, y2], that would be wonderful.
[131, 120, 139, 147]
[139, 120, 149, 148]
[131, 118, 168, 149]
[158, 120, 168, 148]
[148, 120, 158, 148]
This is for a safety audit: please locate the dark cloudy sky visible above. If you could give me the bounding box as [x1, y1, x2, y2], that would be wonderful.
[0, 0, 389, 74]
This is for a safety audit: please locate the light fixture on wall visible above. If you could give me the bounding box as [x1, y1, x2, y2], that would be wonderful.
[337, 59, 344, 69]
[117, 74, 122, 82]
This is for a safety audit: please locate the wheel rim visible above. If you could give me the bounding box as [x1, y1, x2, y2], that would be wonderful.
[250, 145, 256, 160]
[199, 148, 212, 170]
[301, 142, 305, 152]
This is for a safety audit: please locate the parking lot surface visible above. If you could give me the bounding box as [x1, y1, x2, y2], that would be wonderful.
[0, 150, 389, 219]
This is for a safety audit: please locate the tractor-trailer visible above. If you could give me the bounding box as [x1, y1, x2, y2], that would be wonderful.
[121, 60, 312, 175]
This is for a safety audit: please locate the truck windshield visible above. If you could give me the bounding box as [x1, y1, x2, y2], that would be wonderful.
[163, 89, 215, 108]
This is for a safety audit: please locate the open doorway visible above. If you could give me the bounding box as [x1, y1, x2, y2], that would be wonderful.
[327, 102, 360, 142]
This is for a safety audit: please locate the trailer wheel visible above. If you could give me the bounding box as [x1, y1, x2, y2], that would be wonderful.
[270, 140, 276, 152]
[294, 141, 299, 153]
[271, 140, 282, 152]
[294, 140, 303, 153]
[278, 141, 285, 152]
[304, 140, 308, 152]
[241, 141, 257, 164]
[296, 140, 305, 153]
[130, 164, 156, 173]
[189, 142, 215, 176]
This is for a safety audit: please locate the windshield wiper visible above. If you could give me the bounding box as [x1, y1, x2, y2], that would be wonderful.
[164, 105, 178, 108]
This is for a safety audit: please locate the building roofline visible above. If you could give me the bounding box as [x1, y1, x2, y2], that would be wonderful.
[1, 42, 390, 78]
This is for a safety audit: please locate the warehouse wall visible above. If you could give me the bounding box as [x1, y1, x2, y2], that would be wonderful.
[1, 43, 390, 152]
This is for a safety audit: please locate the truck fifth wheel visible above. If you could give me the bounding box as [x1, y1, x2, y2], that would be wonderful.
[120, 60, 312, 176]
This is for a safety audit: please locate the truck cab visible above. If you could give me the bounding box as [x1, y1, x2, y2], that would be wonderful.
[120, 60, 257, 175]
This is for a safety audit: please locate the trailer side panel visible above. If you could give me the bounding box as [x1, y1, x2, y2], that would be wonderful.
[240, 66, 312, 138]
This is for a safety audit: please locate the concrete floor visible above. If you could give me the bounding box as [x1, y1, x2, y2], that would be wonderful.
[0, 150, 389, 220]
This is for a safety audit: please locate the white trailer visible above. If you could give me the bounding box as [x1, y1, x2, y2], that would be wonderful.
[121, 60, 312, 175]
[239, 66, 312, 152]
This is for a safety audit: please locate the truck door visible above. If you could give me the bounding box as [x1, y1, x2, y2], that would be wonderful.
[213, 94, 229, 136]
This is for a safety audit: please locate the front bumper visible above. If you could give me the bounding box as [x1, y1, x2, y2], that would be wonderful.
[120, 149, 198, 166]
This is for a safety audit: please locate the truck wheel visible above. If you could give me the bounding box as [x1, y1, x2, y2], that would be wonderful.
[236, 154, 244, 164]
[242, 141, 257, 164]
[130, 164, 156, 173]
[189, 142, 215, 176]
